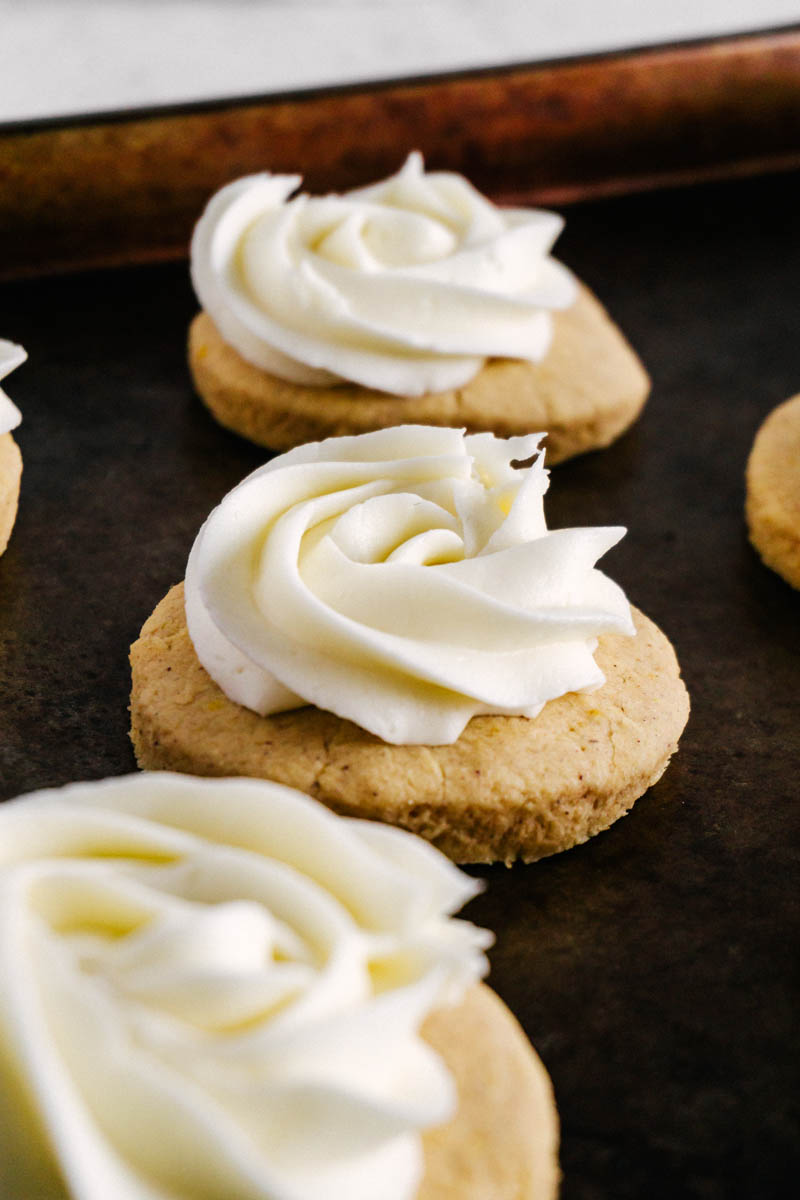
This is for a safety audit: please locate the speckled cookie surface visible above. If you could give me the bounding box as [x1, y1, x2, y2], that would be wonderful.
[0, 433, 22, 556]
[419, 984, 559, 1199]
[746, 393, 800, 590]
[130, 584, 689, 863]
[188, 284, 649, 463]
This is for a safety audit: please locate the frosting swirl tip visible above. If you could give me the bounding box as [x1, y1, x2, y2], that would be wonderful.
[0, 338, 27, 435]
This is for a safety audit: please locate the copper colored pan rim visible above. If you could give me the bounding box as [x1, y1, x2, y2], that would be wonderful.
[2, 25, 799, 279]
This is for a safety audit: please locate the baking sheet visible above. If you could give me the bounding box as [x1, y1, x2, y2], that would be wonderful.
[1, 167, 799, 1197]
[3, 27, 800, 279]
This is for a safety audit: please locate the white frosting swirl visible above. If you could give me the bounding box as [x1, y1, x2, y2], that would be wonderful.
[190, 151, 577, 396]
[185, 425, 635, 745]
[0, 772, 490, 1200]
[0, 339, 26, 435]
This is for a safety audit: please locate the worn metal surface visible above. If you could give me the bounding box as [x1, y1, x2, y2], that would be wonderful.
[2, 28, 800, 279]
[0, 169, 798, 1197]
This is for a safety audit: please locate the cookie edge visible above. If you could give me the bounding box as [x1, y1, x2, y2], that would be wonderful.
[187, 284, 650, 464]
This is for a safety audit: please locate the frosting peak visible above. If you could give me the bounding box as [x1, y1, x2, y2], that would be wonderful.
[190, 152, 577, 396]
[0, 339, 26, 434]
[0, 773, 491, 1200]
[185, 425, 635, 744]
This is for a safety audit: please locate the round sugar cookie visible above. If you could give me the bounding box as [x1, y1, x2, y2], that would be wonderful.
[420, 984, 559, 1199]
[746, 393, 800, 590]
[188, 284, 650, 464]
[0, 983, 557, 1200]
[0, 433, 22, 556]
[130, 584, 689, 864]
[0, 769, 559, 1198]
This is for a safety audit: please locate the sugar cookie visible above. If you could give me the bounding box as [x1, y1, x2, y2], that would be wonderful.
[188, 154, 648, 460]
[130, 585, 688, 863]
[0, 773, 559, 1199]
[746, 393, 800, 590]
[131, 427, 687, 862]
[189, 284, 648, 461]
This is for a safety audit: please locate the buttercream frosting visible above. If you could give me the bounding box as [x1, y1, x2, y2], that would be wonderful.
[185, 425, 635, 745]
[190, 151, 577, 396]
[0, 772, 491, 1200]
[0, 339, 26, 435]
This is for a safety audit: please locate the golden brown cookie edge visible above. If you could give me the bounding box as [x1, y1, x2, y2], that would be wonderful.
[0, 975, 557, 1200]
[420, 983, 560, 1200]
[130, 584, 689, 864]
[745, 394, 800, 590]
[187, 283, 649, 463]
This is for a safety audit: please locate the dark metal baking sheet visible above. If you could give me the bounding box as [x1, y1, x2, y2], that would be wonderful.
[1, 168, 799, 1198]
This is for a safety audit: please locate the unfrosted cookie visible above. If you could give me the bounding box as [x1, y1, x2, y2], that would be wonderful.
[746, 393, 800, 590]
[189, 283, 649, 462]
[188, 154, 648, 461]
[0, 433, 22, 556]
[130, 584, 689, 863]
[0, 773, 558, 1200]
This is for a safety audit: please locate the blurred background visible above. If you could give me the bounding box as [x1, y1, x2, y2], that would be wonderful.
[2, 0, 800, 122]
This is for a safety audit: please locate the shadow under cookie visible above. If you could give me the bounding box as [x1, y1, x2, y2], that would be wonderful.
[0, 433, 22, 556]
[130, 584, 689, 864]
[188, 284, 650, 464]
[746, 393, 800, 591]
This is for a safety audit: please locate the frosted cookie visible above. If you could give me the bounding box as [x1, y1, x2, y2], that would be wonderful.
[188, 153, 649, 461]
[0, 340, 26, 556]
[131, 427, 689, 863]
[746, 393, 800, 590]
[0, 773, 560, 1200]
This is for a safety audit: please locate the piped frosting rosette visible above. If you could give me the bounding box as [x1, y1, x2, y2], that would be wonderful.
[0, 772, 491, 1200]
[185, 425, 636, 745]
[0, 339, 26, 434]
[190, 151, 577, 396]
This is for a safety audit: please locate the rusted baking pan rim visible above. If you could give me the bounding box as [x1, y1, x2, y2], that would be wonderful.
[1, 25, 799, 279]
